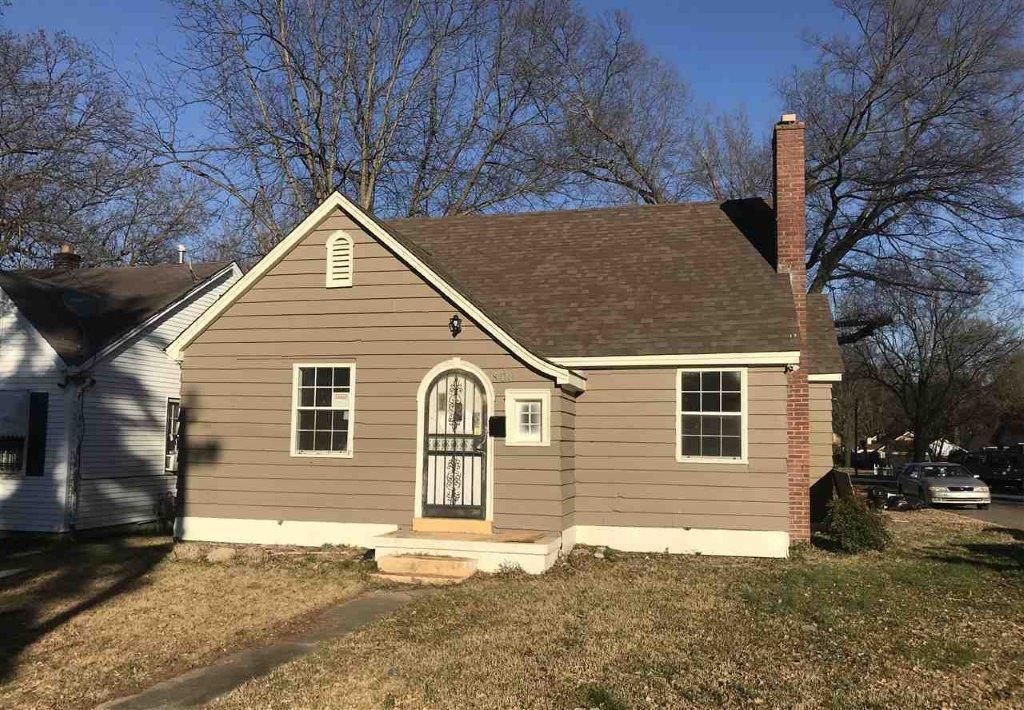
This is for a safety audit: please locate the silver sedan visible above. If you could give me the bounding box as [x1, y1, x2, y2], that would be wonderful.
[897, 462, 991, 509]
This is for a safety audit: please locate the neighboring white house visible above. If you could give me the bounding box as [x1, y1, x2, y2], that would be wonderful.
[0, 249, 240, 533]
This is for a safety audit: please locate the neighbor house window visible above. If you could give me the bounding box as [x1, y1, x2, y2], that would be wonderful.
[292, 364, 355, 456]
[0, 436, 25, 474]
[164, 398, 181, 473]
[325, 231, 354, 288]
[505, 390, 551, 446]
[0, 391, 47, 476]
[677, 369, 746, 462]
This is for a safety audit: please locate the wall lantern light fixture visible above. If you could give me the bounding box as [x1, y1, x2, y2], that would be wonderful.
[448, 313, 462, 338]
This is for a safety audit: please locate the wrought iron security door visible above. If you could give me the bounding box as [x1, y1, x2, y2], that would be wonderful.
[422, 369, 487, 519]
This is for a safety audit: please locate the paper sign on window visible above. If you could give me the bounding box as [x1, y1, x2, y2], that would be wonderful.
[332, 391, 350, 408]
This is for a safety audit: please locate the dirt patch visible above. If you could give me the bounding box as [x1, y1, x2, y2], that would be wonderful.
[213, 509, 1024, 709]
[0, 537, 370, 709]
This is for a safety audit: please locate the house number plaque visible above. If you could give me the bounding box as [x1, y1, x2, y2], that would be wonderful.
[490, 370, 514, 383]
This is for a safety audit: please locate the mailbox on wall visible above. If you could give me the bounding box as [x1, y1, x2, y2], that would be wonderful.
[487, 416, 506, 438]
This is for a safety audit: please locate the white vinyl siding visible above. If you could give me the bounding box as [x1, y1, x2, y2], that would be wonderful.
[325, 231, 354, 287]
[0, 291, 69, 532]
[75, 268, 237, 529]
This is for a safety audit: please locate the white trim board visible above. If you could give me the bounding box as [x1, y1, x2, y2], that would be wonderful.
[165, 192, 585, 391]
[550, 351, 801, 368]
[808, 373, 842, 382]
[570, 526, 790, 558]
[175, 517, 397, 548]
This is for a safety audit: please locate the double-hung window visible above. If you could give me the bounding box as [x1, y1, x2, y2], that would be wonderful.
[292, 364, 355, 456]
[678, 369, 746, 462]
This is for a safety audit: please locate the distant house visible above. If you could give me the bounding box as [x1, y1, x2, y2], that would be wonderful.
[168, 114, 842, 572]
[0, 250, 240, 533]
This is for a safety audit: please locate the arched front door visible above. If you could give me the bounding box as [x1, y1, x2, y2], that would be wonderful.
[421, 369, 488, 520]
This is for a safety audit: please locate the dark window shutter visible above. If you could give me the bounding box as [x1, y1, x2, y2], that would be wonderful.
[25, 392, 49, 476]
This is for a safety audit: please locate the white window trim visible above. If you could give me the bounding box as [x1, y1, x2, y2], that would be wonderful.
[290, 362, 356, 458]
[505, 389, 552, 447]
[325, 231, 354, 288]
[164, 396, 181, 474]
[675, 368, 748, 465]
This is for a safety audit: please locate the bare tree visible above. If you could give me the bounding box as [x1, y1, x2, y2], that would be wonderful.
[689, 109, 771, 202]
[150, 0, 580, 258]
[0, 31, 210, 268]
[784, 0, 1024, 295]
[524, 8, 697, 205]
[852, 271, 1021, 461]
[565, 0, 1024, 313]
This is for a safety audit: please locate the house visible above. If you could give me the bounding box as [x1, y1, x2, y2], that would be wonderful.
[0, 250, 241, 533]
[168, 114, 842, 572]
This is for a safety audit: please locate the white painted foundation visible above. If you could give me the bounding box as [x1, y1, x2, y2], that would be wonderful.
[570, 525, 790, 558]
[175, 516, 398, 548]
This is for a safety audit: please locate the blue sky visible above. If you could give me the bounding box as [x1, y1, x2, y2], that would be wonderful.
[3, 0, 848, 133]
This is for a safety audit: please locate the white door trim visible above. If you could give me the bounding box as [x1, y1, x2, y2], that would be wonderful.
[414, 358, 495, 522]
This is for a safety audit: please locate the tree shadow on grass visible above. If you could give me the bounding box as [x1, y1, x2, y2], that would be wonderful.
[0, 535, 171, 684]
[919, 534, 1024, 575]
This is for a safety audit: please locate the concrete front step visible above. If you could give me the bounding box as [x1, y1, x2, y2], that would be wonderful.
[376, 554, 477, 581]
[372, 571, 468, 586]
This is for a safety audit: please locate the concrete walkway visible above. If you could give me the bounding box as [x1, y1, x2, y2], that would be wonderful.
[98, 589, 422, 710]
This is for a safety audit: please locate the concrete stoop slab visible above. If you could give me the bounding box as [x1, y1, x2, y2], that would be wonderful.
[372, 530, 562, 574]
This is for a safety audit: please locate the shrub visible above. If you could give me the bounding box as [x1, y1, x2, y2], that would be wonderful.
[825, 496, 891, 553]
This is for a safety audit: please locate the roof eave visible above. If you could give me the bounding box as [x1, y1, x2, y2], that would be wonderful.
[69, 262, 242, 374]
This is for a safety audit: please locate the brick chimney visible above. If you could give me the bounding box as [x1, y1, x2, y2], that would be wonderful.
[773, 113, 810, 543]
[53, 244, 82, 270]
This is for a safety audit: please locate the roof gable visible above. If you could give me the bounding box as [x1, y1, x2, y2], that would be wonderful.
[0, 262, 236, 365]
[167, 193, 587, 390]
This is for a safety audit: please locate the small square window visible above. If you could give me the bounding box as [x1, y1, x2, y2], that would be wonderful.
[505, 390, 551, 446]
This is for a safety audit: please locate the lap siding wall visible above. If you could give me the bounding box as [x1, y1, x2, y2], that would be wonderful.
[180, 208, 565, 533]
[573, 367, 789, 532]
[809, 382, 834, 481]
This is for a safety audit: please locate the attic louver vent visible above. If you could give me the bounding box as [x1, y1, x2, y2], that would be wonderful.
[325, 232, 354, 288]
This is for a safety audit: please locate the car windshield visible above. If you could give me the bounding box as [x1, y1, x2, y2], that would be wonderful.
[920, 465, 967, 478]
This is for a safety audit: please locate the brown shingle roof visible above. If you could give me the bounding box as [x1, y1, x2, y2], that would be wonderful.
[0, 262, 232, 365]
[805, 293, 843, 375]
[384, 199, 803, 358]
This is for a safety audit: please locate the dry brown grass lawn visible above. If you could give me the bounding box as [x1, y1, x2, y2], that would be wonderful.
[0, 537, 369, 709]
[215, 510, 1024, 709]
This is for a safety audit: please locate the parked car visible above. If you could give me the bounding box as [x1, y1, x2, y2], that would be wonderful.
[951, 446, 1024, 493]
[896, 462, 991, 509]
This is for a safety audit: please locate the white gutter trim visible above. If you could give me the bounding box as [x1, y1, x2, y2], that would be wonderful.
[165, 193, 586, 391]
[69, 262, 241, 373]
[549, 351, 801, 368]
[808, 373, 843, 382]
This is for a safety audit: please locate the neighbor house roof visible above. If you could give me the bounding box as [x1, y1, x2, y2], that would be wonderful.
[0, 262, 234, 365]
[384, 199, 806, 360]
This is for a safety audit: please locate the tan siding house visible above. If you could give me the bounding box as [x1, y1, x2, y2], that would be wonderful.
[170, 114, 842, 572]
